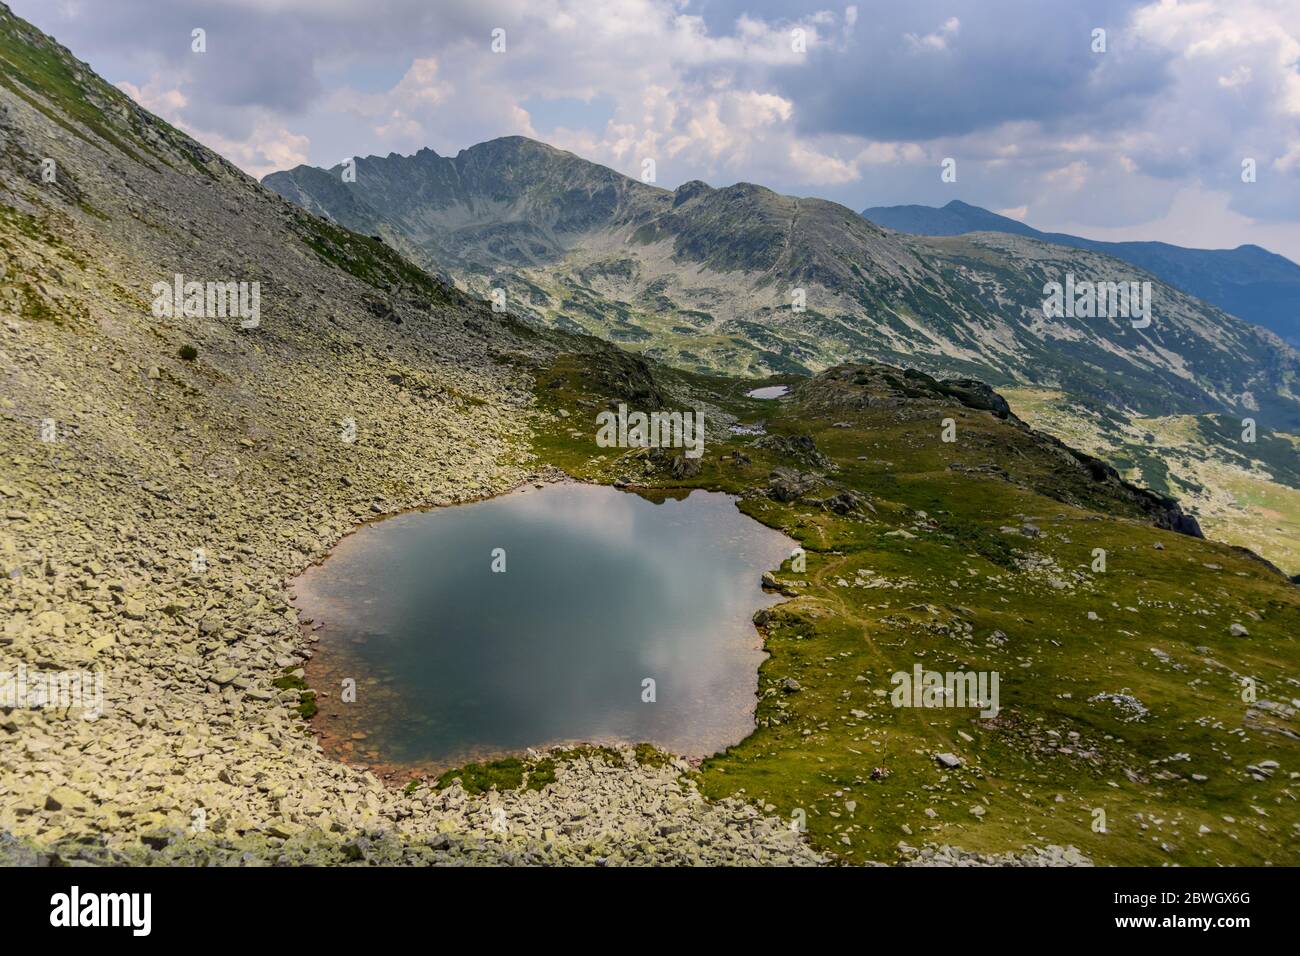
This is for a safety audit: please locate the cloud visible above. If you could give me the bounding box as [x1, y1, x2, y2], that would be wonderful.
[1054, 184, 1300, 255]
[787, 139, 859, 184]
[905, 16, 960, 53]
[327, 57, 457, 148]
[117, 76, 310, 178]
[8, 0, 1300, 260]
[206, 122, 313, 179]
[115, 79, 188, 118]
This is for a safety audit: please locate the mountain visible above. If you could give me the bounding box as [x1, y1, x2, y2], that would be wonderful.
[863, 199, 1300, 346]
[861, 199, 1043, 239]
[265, 140, 1298, 430]
[263, 138, 664, 279]
[0, 2, 809, 866]
[266, 141, 1300, 572]
[3, 3, 1299, 871]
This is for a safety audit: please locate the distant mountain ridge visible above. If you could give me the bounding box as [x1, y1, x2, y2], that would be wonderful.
[264, 138, 1299, 438]
[264, 138, 662, 280]
[7, 2, 1300, 875]
[862, 200, 1300, 345]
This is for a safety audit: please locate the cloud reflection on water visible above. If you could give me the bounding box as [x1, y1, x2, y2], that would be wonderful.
[294, 483, 794, 767]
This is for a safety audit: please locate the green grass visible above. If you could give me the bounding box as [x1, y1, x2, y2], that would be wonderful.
[272, 671, 318, 720]
[13, 280, 60, 323]
[526, 352, 1300, 866]
[297, 215, 458, 305]
[435, 757, 530, 795]
[428, 745, 647, 796]
[295, 691, 318, 720]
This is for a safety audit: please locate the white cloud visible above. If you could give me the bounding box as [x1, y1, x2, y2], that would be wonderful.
[856, 141, 927, 165]
[116, 80, 188, 118]
[301, 3, 849, 188]
[1217, 65, 1253, 88]
[15, 0, 1300, 260]
[117, 76, 310, 178]
[327, 56, 458, 147]
[787, 140, 859, 184]
[905, 16, 960, 53]
[1044, 160, 1091, 192]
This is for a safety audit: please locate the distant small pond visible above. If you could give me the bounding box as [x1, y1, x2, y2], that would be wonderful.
[746, 385, 789, 399]
[293, 483, 794, 772]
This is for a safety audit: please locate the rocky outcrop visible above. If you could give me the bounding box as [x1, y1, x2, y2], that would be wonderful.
[1053, 441, 1204, 538]
[591, 346, 667, 410]
[768, 468, 825, 503]
[793, 363, 1205, 539]
[754, 433, 836, 471]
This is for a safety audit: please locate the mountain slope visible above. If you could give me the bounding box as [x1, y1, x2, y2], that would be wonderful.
[265, 140, 1299, 432]
[0, 3, 822, 865]
[266, 140, 1300, 570]
[3, 3, 1299, 869]
[265, 137, 664, 279]
[862, 199, 1043, 239]
[863, 199, 1300, 345]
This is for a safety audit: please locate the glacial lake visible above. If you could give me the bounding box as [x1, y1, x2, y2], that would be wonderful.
[745, 385, 789, 399]
[293, 483, 795, 771]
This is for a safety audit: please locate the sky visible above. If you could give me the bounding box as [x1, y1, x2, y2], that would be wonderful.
[12, 0, 1300, 260]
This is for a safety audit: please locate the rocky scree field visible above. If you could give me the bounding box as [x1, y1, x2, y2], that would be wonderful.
[0, 4, 818, 866]
[1, 4, 1297, 867]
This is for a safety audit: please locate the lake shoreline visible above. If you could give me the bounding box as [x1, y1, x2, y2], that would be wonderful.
[293, 480, 797, 784]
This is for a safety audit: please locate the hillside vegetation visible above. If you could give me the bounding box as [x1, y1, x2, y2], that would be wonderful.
[529, 358, 1300, 865]
[1, 3, 1296, 867]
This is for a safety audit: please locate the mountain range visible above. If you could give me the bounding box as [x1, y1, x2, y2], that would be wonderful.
[2, 1, 1299, 869]
[862, 199, 1300, 346]
[265, 140, 1300, 571]
[264, 140, 1298, 431]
